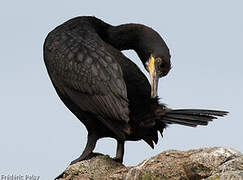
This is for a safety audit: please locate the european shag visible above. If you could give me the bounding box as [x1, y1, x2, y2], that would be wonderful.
[43, 16, 228, 165]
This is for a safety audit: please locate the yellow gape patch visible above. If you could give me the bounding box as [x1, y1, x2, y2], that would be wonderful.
[148, 56, 155, 78]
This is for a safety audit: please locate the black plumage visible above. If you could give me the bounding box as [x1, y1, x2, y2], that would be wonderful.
[43, 16, 228, 165]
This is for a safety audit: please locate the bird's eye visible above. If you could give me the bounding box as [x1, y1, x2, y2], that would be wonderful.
[156, 58, 162, 64]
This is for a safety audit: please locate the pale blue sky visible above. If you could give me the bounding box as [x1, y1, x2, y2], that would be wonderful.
[0, 0, 242, 179]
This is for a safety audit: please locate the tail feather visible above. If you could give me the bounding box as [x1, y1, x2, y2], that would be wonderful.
[170, 109, 228, 116]
[162, 109, 228, 127]
[165, 113, 215, 122]
[163, 117, 203, 127]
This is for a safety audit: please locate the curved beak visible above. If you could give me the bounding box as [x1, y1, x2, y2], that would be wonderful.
[147, 56, 159, 98]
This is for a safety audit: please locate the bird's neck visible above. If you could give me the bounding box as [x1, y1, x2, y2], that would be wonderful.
[106, 24, 141, 50]
[105, 24, 151, 64]
[89, 17, 152, 64]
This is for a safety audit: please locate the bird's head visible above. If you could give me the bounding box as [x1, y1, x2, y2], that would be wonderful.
[145, 54, 171, 98]
[145, 53, 171, 98]
[106, 23, 171, 98]
[132, 25, 171, 98]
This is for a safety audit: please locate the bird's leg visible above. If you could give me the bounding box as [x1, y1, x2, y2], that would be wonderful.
[113, 140, 125, 163]
[70, 133, 98, 165]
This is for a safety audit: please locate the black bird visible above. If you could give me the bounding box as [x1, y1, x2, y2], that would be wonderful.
[43, 16, 228, 165]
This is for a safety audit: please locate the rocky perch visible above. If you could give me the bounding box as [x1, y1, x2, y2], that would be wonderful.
[57, 147, 243, 180]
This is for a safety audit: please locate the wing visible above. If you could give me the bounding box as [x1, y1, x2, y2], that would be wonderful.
[44, 27, 130, 138]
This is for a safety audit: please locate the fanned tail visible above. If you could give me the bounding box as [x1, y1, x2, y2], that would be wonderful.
[162, 109, 228, 127]
[141, 100, 228, 149]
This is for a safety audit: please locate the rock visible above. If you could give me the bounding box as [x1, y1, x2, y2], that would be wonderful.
[56, 147, 243, 180]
